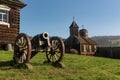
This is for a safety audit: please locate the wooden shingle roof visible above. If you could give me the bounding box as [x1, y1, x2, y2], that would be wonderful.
[69, 21, 79, 28]
[82, 37, 98, 45]
[0, 0, 26, 8]
[74, 35, 88, 44]
[65, 35, 88, 46]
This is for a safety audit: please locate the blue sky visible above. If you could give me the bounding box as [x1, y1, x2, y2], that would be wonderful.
[20, 0, 120, 38]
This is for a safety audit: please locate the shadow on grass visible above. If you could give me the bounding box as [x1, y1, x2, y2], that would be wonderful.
[0, 60, 65, 70]
[0, 60, 13, 67]
[0, 60, 33, 70]
[0, 60, 13, 70]
[0, 60, 50, 70]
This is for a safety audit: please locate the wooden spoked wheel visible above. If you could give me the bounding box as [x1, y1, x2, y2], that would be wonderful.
[46, 37, 65, 63]
[13, 33, 32, 64]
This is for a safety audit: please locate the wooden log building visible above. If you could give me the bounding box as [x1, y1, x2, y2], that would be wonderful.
[65, 20, 98, 55]
[0, 0, 26, 50]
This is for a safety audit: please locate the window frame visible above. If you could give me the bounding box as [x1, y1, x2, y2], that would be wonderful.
[0, 5, 11, 28]
[83, 45, 86, 52]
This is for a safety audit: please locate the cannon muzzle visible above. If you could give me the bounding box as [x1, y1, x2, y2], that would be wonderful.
[41, 32, 51, 47]
[41, 32, 49, 40]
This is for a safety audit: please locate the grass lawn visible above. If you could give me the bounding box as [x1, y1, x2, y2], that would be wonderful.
[0, 50, 120, 80]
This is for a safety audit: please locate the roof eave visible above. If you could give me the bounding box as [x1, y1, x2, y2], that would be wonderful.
[1, 0, 26, 8]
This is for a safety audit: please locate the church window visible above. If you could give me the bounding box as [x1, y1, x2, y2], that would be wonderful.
[83, 45, 86, 52]
[89, 45, 92, 52]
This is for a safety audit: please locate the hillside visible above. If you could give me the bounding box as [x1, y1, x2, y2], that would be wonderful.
[91, 36, 120, 47]
[0, 51, 120, 80]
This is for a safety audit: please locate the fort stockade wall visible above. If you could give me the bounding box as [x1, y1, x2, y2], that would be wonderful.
[95, 47, 120, 59]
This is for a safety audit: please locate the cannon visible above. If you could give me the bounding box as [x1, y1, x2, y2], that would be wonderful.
[13, 32, 65, 66]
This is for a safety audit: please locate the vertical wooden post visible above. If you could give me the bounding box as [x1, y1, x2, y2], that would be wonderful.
[6, 43, 13, 51]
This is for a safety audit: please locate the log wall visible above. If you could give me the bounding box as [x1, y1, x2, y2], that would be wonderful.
[0, 4, 20, 49]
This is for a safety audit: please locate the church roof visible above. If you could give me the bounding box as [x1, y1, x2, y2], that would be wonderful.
[65, 35, 98, 46]
[1, 0, 26, 8]
[74, 35, 87, 44]
[69, 20, 79, 28]
[79, 29, 88, 33]
[82, 37, 98, 45]
[65, 35, 88, 46]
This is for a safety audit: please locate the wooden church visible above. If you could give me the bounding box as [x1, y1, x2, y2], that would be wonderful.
[0, 0, 26, 50]
[65, 20, 98, 55]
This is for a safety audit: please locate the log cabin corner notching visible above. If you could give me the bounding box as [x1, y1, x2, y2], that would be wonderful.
[0, 0, 26, 50]
[65, 20, 98, 55]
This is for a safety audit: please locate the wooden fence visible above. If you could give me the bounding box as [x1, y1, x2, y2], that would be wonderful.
[94, 47, 120, 59]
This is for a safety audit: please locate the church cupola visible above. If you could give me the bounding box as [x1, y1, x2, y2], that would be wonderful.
[79, 25, 88, 38]
[69, 20, 79, 36]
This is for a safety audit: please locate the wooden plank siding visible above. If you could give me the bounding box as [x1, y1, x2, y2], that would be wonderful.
[0, 8, 19, 44]
[0, 0, 26, 50]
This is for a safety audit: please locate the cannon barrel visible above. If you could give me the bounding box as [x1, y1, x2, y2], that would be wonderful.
[40, 32, 49, 40]
[31, 32, 50, 50]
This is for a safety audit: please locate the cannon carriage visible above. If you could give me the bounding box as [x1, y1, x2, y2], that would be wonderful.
[13, 32, 65, 66]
